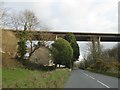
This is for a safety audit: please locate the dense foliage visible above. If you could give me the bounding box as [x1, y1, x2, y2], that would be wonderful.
[64, 33, 80, 61]
[17, 31, 27, 62]
[52, 38, 73, 68]
[79, 43, 120, 77]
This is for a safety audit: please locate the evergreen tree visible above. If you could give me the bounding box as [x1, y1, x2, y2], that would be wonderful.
[52, 38, 73, 68]
[17, 31, 27, 62]
[64, 33, 80, 61]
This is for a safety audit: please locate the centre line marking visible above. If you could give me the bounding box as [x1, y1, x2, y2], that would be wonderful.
[83, 73, 88, 76]
[97, 80, 110, 88]
[82, 72, 110, 88]
[89, 76, 95, 79]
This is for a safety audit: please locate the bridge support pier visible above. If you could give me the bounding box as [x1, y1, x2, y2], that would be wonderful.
[97, 37, 101, 56]
[91, 37, 96, 62]
[55, 35, 58, 40]
[91, 36, 101, 62]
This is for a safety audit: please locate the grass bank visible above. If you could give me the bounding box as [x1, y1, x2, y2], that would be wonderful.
[2, 68, 71, 88]
[0, 68, 1, 89]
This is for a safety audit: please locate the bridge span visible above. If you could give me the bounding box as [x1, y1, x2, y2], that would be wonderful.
[4, 29, 120, 42]
[45, 31, 120, 42]
[4, 29, 120, 52]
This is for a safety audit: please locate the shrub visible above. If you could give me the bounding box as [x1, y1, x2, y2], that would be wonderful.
[92, 60, 113, 72]
[104, 64, 111, 72]
[89, 64, 95, 69]
[52, 38, 73, 68]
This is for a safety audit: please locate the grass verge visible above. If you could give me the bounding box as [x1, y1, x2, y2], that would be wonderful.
[0, 68, 2, 89]
[2, 68, 70, 88]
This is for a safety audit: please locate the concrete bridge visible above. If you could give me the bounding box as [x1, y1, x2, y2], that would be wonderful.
[4, 29, 120, 56]
[42, 31, 120, 42]
[13, 29, 120, 45]
[5, 29, 120, 42]
[4, 29, 120, 42]
[32, 31, 120, 53]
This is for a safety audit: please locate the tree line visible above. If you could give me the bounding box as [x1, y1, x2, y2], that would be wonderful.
[79, 42, 120, 77]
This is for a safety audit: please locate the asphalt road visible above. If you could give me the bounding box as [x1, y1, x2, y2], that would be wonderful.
[65, 69, 118, 88]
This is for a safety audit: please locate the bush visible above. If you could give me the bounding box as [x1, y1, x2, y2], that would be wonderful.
[104, 64, 111, 72]
[89, 64, 95, 69]
[95, 60, 104, 70]
[52, 38, 73, 68]
[79, 62, 85, 70]
[91, 60, 112, 72]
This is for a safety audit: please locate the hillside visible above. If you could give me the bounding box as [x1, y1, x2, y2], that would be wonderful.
[1, 29, 21, 68]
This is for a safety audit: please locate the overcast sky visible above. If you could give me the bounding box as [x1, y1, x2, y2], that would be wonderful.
[3, 0, 119, 60]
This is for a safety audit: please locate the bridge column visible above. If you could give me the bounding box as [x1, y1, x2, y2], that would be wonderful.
[92, 37, 95, 53]
[97, 36, 101, 55]
[55, 35, 58, 40]
[91, 36, 97, 62]
[91, 36, 101, 62]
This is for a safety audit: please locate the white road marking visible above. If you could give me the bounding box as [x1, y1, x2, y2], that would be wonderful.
[97, 80, 110, 88]
[82, 72, 110, 88]
[83, 73, 88, 76]
[89, 76, 95, 79]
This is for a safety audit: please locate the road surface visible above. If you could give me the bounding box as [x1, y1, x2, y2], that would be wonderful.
[65, 69, 118, 88]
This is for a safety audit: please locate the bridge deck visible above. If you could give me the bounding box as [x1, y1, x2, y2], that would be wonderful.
[3, 29, 120, 42]
[50, 32, 120, 42]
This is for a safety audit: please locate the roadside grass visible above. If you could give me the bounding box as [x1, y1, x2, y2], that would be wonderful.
[2, 68, 70, 88]
[86, 68, 119, 78]
[0, 68, 2, 89]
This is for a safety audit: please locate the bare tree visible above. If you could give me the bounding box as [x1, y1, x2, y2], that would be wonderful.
[9, 12, 20, 30]
[9, 10, 39, 31]
[0, 2, 6, 20]
[16, 10, 40, 57]
[19, 9, 39, 31]
[15, 10, 39, 55]
[0, 2, 10, 28]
